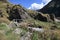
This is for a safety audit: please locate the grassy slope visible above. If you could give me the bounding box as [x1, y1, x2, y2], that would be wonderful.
[0, 1, 13, 24]
[0, 22, 60, 40]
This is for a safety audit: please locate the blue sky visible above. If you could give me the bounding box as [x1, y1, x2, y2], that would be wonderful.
[8, 0, 51, 10]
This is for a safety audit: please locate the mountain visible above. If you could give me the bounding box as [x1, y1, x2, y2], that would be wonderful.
[38, 0, 60, 17]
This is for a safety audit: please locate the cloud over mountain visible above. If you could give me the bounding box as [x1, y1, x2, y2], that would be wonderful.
[28, 0, 51, 10]
[28, 3, 44, 10]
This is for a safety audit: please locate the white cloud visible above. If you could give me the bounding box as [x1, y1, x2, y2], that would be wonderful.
[28, 3, 44, 10]
[28, 0, 51, 10]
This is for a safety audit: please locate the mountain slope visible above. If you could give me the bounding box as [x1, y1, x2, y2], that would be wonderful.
[38, 0, 60, 17]
[0, 0, 13, 24]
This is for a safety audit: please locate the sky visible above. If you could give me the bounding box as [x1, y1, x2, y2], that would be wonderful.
[8, 0, 51, 10]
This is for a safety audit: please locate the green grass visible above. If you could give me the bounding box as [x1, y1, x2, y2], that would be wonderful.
[0, 23, 19, 40]
[26, 19, 54, 29]
[31, 31, 39, 40]
[54, 22, 60, 29]
[6, 32, 20, 40]
[0, 20, 60, 40]
[0, 23, 8, 30]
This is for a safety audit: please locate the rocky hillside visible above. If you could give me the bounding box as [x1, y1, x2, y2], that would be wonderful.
[38, 0, 60, 17]
[0, 0, 60, 40]
[0, 0, 55, 24]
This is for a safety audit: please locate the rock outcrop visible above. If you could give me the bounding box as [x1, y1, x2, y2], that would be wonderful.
[34, 12, 54, 22]
[7, 5, 31, 21]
